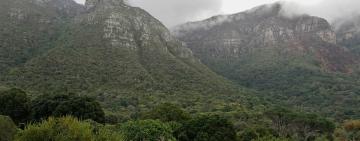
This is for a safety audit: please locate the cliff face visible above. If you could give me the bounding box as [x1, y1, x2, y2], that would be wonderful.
[173, 3, 360, 118]
[173, 3, 354, 73]
[0, 0, 239, 102]
[335, 15, 360, 57]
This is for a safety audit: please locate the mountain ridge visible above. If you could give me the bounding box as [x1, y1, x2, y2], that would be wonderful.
[173, 2, 360, 119]
[0, 0, 255, 114]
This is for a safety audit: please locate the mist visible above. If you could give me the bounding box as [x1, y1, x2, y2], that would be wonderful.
[128, 0, 222, 28]
[73, 0, 360, 29]
[281, 0, 360, 25]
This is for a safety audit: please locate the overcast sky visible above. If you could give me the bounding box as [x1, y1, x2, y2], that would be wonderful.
[75, 0, 360, 28]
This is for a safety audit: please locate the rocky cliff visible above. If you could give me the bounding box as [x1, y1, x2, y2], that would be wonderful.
[0, 0, 247, 112]
[173, 3, 360, 119]
[334, 15, 360, 57]
[174, 3, 355, 73]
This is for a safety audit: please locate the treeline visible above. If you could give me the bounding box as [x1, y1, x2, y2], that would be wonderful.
[0, 88, 359, 141]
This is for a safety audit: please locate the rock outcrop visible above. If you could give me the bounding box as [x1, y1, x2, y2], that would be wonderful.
[0, 0, 238, 103]
[335, 15, 360, 55]
[173, 3, 354, 73]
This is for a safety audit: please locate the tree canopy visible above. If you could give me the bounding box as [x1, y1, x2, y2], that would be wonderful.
[176, 114, 237, 141]
[0, 88, 31, 124]
[31, 93, 105, 123]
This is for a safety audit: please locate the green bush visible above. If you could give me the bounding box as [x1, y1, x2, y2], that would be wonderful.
[0, 88, 31, 124]
[0, 115, 17, 141]
[15, 116, 123, 141]
[119, 120, 175, 141]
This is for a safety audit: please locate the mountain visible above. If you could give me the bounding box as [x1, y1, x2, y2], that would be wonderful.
[0, 0, 83, 75]
[0, 0, 253, 114]
[173, 3, 360, 119]
[335, 15, 360, 57]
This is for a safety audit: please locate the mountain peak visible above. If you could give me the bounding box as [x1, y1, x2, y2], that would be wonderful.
[85, 0, 125, 10]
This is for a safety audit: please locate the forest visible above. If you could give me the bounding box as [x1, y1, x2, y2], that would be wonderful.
[1, 88, 359, 141]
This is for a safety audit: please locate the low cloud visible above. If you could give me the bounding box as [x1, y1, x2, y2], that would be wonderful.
[128, 0, 222, 28]
[281, 0, 360, 25]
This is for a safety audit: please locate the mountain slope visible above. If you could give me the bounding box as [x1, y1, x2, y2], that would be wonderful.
[0, 0, 255, 114]
[173, 3, 360, 119]
[0, 0, 83, 75]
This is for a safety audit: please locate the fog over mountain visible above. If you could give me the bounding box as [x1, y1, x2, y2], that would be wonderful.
[74, 0, 360, 28]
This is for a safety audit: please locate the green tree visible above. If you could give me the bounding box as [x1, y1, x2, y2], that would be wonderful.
[31, 94, 105, 123]
[120, 120, 175, 141]
[265, 108, 335, 140]
[0, 88, 31, 124]
[177, 114, 237, 141]
[252, 135, 291, 141]
[238, 126, 275, 141]
[0, 115, 17, 141]
[15, 116, 123, 141]
[291, 114, 335, 140]
[144, 103, 190, 122]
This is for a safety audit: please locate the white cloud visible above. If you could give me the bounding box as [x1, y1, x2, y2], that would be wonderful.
[128, 0, 222, 28]
[74, 0, 85, 4]
[74, 0, 360, 28]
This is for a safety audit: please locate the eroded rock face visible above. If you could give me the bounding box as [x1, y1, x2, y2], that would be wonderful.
[85, 0, 124, 10]
[173, 3, 354, 73]
[79, 0, 193, 57]
[335, 15, 360, 48]
[1, 0, 229, 98]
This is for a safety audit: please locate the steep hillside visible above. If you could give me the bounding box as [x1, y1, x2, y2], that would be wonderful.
[0, 0, 256, 115]
[173, 3, 360, 119]
[0, 0, 83, 75]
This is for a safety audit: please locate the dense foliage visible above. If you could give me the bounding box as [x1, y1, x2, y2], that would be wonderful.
[120, 120, 175, 141]
[31, 94, 105, 123]
[0, 1, 359, 141]
[143, 103, 191, 122]
[15, 116, 122, 141]
[335, 120, 360, 141]
[176, 114, 237, 141]
[0, 88, 31, 124]
[265, 108, 335, 140]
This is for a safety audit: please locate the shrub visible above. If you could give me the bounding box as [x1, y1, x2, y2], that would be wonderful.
[0, 115, 17, 141]
[15, 116, 123, 141]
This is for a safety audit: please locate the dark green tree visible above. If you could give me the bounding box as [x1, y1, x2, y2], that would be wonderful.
[144, 103, 190, 122]
[292, 114, 335, 140]
[265, 108, 335, 140]
[177, 114, 237, 141]
[0, 88, 31, 124]
[0, 115, 17, 141]
[31, 94, 105, 123]
[264, 108, 294, 137]
[238, 126, 276, 141]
